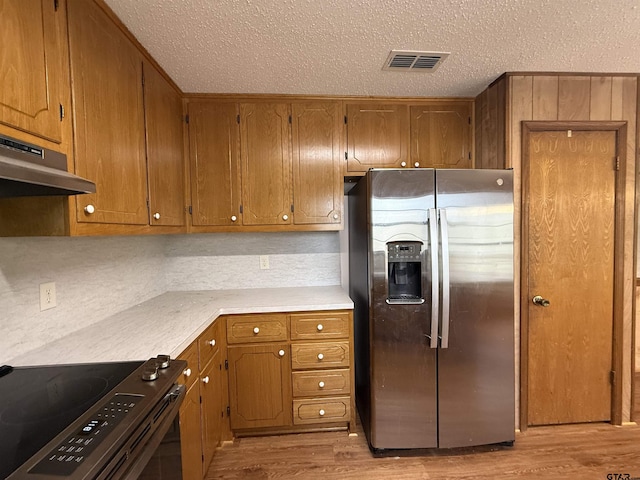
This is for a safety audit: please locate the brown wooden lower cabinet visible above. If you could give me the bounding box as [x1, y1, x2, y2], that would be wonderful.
[178, 309, 353, 478]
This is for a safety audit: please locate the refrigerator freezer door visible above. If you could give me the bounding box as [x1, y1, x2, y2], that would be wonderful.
[368, 169, 438, 449]
[435, 169, 515, 448]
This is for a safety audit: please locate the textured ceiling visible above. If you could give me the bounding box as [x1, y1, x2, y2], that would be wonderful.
[103, 0, 640, 97]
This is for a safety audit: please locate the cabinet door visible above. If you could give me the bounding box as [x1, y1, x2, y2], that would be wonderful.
[346, 104, 409, 172]
[0, 0, 64, 143]
[410, 103, 472, 168]
[292, 102, 342, 225]
[228, 343, 292, 430]
[188, 102, 241, 226]
[201, 350, 222, 471]
[179, 383, 203, 480]
[240, 103, 292, 226]
[67, 0, 148, 225]
[143, 62, 185, 226]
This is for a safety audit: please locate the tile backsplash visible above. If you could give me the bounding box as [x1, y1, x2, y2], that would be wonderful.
[0, 232, 341, 362]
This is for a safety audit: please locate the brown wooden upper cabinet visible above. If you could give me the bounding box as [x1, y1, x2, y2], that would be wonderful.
[240, 103, 292, 226]
[291, 102, 343, 225]
[188, 102, 241, 227]
[143, 62, 186, 227]
[187, 100, 343, 230]
[0, 0, 66, 143]
[410, 103, 472, 169]
[67, 0, 185, 229]
[67, 0, 148, 225]
[345, 104, 409, 172]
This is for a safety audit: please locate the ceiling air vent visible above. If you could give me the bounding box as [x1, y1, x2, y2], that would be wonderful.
[382, 50, 449, 72]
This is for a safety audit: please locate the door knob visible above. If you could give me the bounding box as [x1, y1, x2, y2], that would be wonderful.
[532, 295, 550, 307]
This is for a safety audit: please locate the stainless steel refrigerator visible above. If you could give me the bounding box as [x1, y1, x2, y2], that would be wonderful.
[348, 168, 515, 452]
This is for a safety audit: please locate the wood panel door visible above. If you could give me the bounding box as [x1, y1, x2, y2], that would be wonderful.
[188, 102, 241, 226]
[240, 103, 292, 226]
[201, 350, 222, 472]
[143, 63, 185, 227]
[410, 103, 472, 168]
[526, 129, 617, 426]
[0, 0, 64, 143]
[346, 104, 409, 172]
[292, 102, 342, 225]
[228, 343, 292, 430]
[67, 0, 148, 225]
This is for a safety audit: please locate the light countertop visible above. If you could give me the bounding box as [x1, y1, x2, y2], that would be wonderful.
[8, 286, 353, 366]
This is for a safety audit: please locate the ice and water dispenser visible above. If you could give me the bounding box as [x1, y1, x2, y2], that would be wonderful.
[386, 241, 424, 304]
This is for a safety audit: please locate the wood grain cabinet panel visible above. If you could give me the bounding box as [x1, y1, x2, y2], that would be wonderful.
[177, 341, 198, 391]
[0, 0, 64, 143]
[188, 101, 241, 226]
[292, 369, 351, 397]
[291, 102, 342, 225]
[291, 341, 350, 370]
[346, 103, 409, 172]
[67, 0, 148, 225]
[143, 62, 185, 226]
[178, 382, 203, 480]
[290, 311, 350, 340]
[227, 314, 288, 344]
[201, 348, 223, 470]
[410, 103, 472, 168]
[240, 103, 292, 226]
[199, 318, 223, 367]
[293, 397, 351, 425]
[228, 343, 292, 430]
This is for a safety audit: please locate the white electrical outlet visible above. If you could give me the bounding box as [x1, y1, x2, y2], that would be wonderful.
[259, 255, 270, 270]
[39, 282, 57, 311]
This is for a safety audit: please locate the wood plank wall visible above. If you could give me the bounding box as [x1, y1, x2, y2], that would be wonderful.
[475, 73, 639, 426]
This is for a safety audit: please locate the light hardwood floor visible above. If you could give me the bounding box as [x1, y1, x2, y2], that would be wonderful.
[205, 420, 640, 479]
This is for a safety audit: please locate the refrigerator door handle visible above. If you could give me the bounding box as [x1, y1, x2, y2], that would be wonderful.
[428, 208, 439, 349]
[439, 208, 451, 348]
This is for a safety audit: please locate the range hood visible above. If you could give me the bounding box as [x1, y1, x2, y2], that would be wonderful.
[0, 134, 96, 198]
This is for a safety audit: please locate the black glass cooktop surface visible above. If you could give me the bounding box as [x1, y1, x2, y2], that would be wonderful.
[0, 361, 144, 479]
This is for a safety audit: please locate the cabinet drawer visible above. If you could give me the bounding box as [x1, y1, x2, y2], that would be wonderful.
[289, 311, 350, 340]
[199, 318, 223, 368]
[292, 369, 350, 397]
[227, 314, 287, 344]
[290, 342, 350, 370]
[177, 341, 199, 390]
[293, 397, 351, 425]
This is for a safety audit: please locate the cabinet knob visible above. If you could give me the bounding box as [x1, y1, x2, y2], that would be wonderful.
[208, 339, 216, 347]
[319, 409, 325, 416]
[253, 327, 260, 334]
[84, 204, 95, 214]
[183, 368, 192, 377]
[316, 324, 324, 331]
[318, 381, 325, 388]
[231, 215, 237, 222]
[317, 353, 324, 361]
[282, 214, 289, 221]
[414, 162, 420, 168]
[400, 161, 407, 167]
[333, 214, 339, 220]
[153, 212, 161, 220]
[278, 349, 285, 357]
[202, 376, 210, 384]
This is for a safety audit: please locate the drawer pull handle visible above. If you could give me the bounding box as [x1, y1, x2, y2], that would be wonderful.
[316, 324, 324, 331]
[253, 327, 260, 334]
[202, 376, 210, 384]
[319, 409, 325, 416]
[183, 368, 192, 377]
[208, 339, 216, 347]
[278, 349, 285, 357]
[318, 381, 325, 388]
[317, 353, 324, 361]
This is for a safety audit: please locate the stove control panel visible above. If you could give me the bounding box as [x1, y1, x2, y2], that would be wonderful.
[29, 394, 142, 476]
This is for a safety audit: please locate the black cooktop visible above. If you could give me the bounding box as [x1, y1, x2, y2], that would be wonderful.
[0, 361, 144, 479]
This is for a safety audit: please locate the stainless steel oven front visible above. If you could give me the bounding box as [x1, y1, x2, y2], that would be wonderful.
[1, 356, 186, 480]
